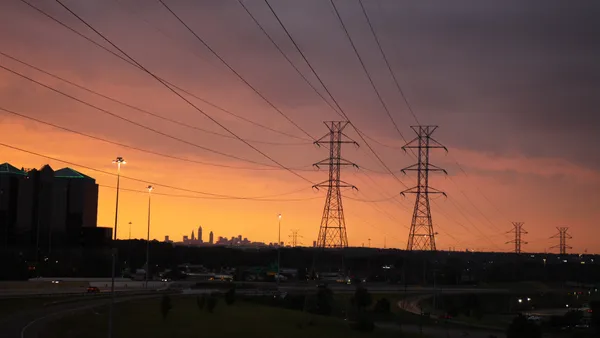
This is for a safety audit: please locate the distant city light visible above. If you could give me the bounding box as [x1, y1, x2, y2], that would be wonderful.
[527, 298, 531, 302]
[518, 299, 523, 303]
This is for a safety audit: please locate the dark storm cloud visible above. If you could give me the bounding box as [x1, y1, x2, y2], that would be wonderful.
[2, 0, 599, 169]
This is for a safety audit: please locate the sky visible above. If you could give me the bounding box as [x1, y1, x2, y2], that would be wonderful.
[0, 0, 599, 253]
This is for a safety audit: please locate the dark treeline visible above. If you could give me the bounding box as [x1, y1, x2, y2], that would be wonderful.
[1, 241, 599, 285]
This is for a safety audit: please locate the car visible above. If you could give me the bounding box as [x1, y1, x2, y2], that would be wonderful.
[87, 286, 100, 293]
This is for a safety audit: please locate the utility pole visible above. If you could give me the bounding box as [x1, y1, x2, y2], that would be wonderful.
[551, 227, 572, 255]
[401, 126, 447, 251]
[145, 186, 153, 289]
[277, 213, 282, 289]
[108, 157, 125, 338]
[506, 222, 527, 254]
[314, 121, 358, 248]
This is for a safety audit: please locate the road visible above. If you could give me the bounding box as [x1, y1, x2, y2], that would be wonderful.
[0, 293, 162, 338]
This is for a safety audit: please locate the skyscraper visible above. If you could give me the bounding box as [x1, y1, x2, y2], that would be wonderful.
[191, 230, 195, 241]
[198, 226, 203, 243]
[209, 231, 214, 244]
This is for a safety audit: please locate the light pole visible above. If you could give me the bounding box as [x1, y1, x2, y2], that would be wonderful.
[277, 213, 282, 288]
[108, 156, 125, 338]
[145, 185, 153, 289]
[112, 157, 126, 240]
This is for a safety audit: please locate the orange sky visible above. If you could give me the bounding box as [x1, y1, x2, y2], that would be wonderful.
[1, 0, 599, 253]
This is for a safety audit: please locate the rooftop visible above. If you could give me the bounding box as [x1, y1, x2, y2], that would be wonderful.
[54, 167, 95, 180]
[0, 163, 27, 176]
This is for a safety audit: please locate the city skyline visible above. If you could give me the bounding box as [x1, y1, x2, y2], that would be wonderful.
[1, 0, 599, 253]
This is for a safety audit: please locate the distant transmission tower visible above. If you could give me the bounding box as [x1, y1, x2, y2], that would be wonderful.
[289, 229, 303, 247]
[401, 126, 447, 251]
[506, 222, 528, 253]
[314, 121, 358, 248]
[550, 227, 572, 255]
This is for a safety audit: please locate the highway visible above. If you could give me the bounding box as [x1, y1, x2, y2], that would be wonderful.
[0, 292, 164, 338]
[0, 282, 513, 338]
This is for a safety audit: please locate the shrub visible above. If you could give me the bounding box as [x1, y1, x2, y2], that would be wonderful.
[207, 294, 218, 313]
[374, 298, 391, 314]
[225, 288, 236, 305]
[160, 294, 172, 320]
[353, 286, 372, 312]
[196, 295, 206, 310]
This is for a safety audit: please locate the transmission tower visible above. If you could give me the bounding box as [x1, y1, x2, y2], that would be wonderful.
[314, 121, 358, 248]
[289, 229, 303, 247]
[550, 227, 572, 255]
[506, 222, 528, 254]
[401, 126, 447, 251]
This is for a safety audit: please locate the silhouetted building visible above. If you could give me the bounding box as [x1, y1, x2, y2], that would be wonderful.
[198, 226, 203, 243]
[209, 231, 214, 244]
[0, 162, 106, 250]
[0, 163, 27, 247]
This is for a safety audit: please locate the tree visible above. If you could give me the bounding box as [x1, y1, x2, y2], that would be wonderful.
[160, 294, 172, 320]
[507, 314, 541, 338]
[207, 294, 218, 313]
[196, 295, 206, 310]
[314, 285, 334, 316]
[353, 286, 372, 312]
[225, 287, 236, 305]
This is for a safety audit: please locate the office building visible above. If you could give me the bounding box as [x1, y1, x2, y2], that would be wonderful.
[0, 162, 109, 250]
[209, 231, 214, 244]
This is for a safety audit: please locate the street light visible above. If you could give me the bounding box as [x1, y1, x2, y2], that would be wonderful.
[111, 157, 126, 240]
[108, 156, 125, 338]
[145, 185, 153, 289]
[277, 213, 282, 288]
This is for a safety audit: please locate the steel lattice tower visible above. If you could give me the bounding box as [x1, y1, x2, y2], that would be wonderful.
[506, 222, 528, 254]
[550, 227, 572, 255]
[314, 121, 358, 249]
[401, 126, 447, 251]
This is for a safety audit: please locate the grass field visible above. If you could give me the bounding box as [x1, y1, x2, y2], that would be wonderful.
[40, 296, 422, 338]
[0, 295, 85, 321]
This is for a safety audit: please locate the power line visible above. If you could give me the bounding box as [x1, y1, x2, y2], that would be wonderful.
[237, 0, 341, 118]
[446, 175, 505, 234]
[99, 185, 320, 202]
[0, 105, 314, 172]
[0, 64, 277, 168]
[264, 0, 409, 188]
[357, 0, 420, 125]
[0, 51, 309, 147]
[156, 0, 315, 141]
[0, 142, 313, 201]
[17, 0, 309, 142]
[355, 0, 504, 251]
[329, 0, 408, 144]
[54, 1, 316, 185]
